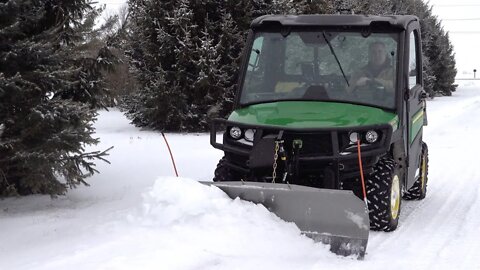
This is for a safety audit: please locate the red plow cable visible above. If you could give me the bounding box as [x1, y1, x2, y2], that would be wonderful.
[161, 132, 179, 177]
[357, 140, 368, 208]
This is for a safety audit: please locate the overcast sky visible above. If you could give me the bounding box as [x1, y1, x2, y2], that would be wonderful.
[428, 0, 480, 76]
[97, 0, 479, 76]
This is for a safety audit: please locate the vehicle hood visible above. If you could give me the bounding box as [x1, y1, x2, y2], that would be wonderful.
[228, 101, 398, 129]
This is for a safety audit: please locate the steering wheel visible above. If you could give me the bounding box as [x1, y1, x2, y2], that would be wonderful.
[353, 79, 387, 100]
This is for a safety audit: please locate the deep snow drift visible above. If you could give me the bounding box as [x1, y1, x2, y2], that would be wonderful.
[1, 81, 480, 270]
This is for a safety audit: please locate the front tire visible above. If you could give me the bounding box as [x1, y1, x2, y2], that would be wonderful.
[366, 157, 402, 232]
[403, 142, 429, 200]
[213, 157, 244, 182]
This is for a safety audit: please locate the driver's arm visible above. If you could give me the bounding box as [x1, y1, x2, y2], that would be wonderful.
[372, 68, 394, 92]
[346, 71, 365, 93]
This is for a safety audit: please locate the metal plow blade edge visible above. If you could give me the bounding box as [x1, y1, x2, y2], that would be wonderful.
[201, 181, 369, 259]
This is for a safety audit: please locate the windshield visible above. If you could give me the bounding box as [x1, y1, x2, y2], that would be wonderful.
[240, 31, 398, 109]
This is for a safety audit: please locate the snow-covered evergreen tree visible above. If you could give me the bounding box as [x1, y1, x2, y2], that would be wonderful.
[0, 0, 112, 196]
[288, 0, 329, 14]
[126, 0, 192, 130]
[213, 12, 246, 118]
[56, 5, 118, 108]
[126, 0, 278, 131]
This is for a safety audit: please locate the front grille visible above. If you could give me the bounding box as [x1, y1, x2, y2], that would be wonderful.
[261, 130, 333, 156]
[285, 132, 333, 156]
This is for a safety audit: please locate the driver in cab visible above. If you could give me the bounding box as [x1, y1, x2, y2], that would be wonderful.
[347, 41, 394, 95]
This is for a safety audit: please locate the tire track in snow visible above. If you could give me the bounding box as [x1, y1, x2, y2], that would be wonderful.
[415, 169, 477, 265]
[427, 169, 480, 269]
[421, 94, 480, 268]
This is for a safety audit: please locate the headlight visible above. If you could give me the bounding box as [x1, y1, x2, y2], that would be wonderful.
[349, 132, 360, 143]
[244, 129, 255, 142]
[229, 126, 242, 140]
[365, 130, 379, 143]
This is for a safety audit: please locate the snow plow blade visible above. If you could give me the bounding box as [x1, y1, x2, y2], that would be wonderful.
[201, 181, 369, 259]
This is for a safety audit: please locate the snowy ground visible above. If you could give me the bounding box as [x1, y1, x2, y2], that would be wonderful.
[1, 81, 480, 270]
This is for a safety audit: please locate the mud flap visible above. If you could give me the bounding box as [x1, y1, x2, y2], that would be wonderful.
[201, 181, 369, 259]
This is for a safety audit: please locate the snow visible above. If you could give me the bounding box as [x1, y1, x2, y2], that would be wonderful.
[2, 81, 480, 269]
[96, 0, 126, 15]
[345, 210, 369, 231]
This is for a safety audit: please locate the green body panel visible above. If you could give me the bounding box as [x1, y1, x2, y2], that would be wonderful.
[410, 109, 424, 144]
[229, 101, 398, 129]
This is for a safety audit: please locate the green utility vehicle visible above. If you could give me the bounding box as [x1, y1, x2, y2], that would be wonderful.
[205, 14, 429, 258]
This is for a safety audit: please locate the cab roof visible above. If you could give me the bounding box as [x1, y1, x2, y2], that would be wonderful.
[251, 14, 419, 30]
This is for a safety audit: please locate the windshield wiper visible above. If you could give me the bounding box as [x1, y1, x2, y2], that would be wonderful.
[322, 31, 350, 87]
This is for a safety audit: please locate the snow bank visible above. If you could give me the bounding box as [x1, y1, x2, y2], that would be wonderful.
[136, 177, 233, 227]
[93, 176, 336, 270]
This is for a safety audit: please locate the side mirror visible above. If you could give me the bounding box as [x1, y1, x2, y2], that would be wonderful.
[419, 91, 428, 101]
[408, 69, 417, 77]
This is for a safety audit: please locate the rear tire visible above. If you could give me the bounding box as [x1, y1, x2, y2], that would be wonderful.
[213, 157, 244, 182]
[403, 142, 429, 200]
[366, 157, 401, 232]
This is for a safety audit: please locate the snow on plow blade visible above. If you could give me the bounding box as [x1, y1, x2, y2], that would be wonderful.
[201, 181, 369, 259]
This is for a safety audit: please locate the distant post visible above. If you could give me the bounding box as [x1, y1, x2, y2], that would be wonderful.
[474, 69, 477, 79]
